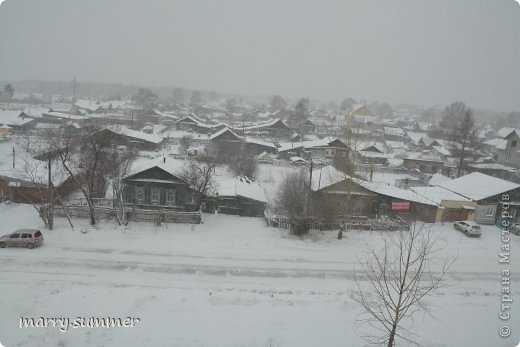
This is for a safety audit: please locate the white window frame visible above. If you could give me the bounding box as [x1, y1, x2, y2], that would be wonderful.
[485, 207, 494, 217]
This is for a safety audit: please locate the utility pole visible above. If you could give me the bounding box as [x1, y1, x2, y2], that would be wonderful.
[12, 147, 15, 169]
[48, 152, 54, 230]
[307, 160, 313, 215]
[317, 162, 323, 191]
[72, 75, 77, 104]
[370, 158, 374, 182]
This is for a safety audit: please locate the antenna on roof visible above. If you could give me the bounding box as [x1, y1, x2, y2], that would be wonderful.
[72, 75, 77, 104]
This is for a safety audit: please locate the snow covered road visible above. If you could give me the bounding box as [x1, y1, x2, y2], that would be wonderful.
[0, 204, 519, 346]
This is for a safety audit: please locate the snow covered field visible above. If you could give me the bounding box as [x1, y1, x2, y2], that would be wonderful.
[0, 203, 519, 347]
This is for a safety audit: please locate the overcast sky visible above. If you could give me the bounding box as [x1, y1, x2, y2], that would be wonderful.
[0, 0, 519, 111]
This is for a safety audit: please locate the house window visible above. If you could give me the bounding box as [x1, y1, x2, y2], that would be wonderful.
[512, 140, 518, 148]
[151, 187, 161, 204]
[485, 207, 494, 217]
[166, 189, 176, 206]
[512, 209, 517, 218]
[135, 186, 144, 203]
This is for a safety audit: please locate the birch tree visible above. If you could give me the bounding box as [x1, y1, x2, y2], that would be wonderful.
[442, 102, 480, 177]
[352, 223, 453, 346]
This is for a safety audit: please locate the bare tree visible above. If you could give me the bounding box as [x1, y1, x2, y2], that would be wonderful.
[270, 95, 287, 111]
[4, 83, 14, 98]
[276, 170, 311, 236]
[179, 134, 194, 154]
[107, 147, 137, 226]
[290, 97, 310, 139]
[180, 155, 220, 211]
[443, 102, 480, 177]
[211, 141, 258, 178]
[11, 135, 62, 228]
[327, 100, 338, 111]
[226, 98, 238, 113]
[172, 88, 184, 104]
[340, 97, 355, 112]
[47, 124, 126, 225]
[133, 88, 158, 112]
[18, 161, 53, 228]
[352, 223, 453, 346]
[229, 151, 258, 178]
[190, 90, 203, 106]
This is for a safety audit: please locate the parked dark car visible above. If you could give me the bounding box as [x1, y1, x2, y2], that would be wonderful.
[0, 229, 43, 249]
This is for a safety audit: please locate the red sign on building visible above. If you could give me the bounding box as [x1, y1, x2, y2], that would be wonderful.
[391, 201, 410, 211]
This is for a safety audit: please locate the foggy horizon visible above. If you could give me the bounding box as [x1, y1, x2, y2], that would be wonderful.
[1, 0, 519, 112]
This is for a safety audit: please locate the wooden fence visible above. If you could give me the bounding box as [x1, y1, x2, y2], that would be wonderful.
[54, 205, 202, 224]
[265, 213, 410, 232]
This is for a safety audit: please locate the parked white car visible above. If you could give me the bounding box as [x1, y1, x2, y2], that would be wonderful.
[512, 223, 520, 236]
[453, 221, 482, 237]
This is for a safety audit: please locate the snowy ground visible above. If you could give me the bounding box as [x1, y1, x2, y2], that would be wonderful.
[0, 203, 519, 347]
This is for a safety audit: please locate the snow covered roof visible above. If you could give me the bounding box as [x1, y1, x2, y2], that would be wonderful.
[356, 172, 418, 187]
[349, 128, 372, 135]
[405, 152, 444, 162]
[484, 138, 507, 150]
[419, 136, 439, 147]
[235, 118, 287, 131]
[104, 125, 163, 144]
[432, 146, 452, 156]
[75, 100, 101, 112]
[0, 139, 70, 186]
[358, 180, 438, 206]
[385, 140, 408, 150]
[21, 107, 49, 118]
[277, 142, 303, 153]
[44, 111, 88, 121]
[384, 127, 404, 136]
[290, 156, 308, 163]
[497, 127, 520, 139]
[350, 104, 373, 116]
[244, 137, 276, 149]
[410, 186, 471, 205]
[310, 165, 349, 191]
[176, 114, 219, 127]
[354, 141, 385, 153]
[0, 110, 23, 124]
[278, 138, 347, 153]
[214, 176, 267, 203]
[406, 132, 427, 145]
[126, 155, 186, 180]
[437, 172, 520, 201]
[428, 173, 452, 186]
[161, 130, 210, 141]
[387, 158, 404, 167]
[469, 163, 518, 172]
[358, 151, 388, 159]
[209, 127, 241, 141]
[257, 151, 275, 161]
